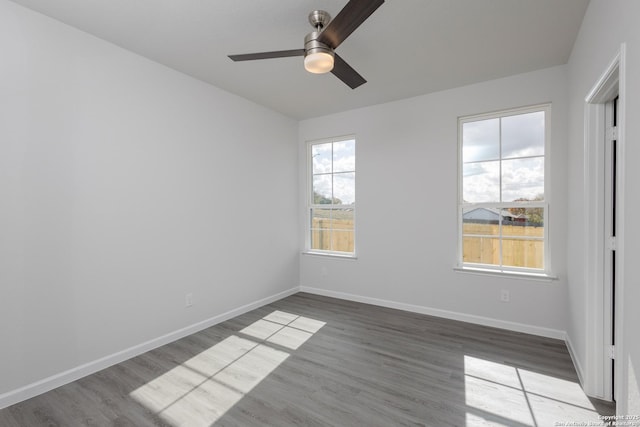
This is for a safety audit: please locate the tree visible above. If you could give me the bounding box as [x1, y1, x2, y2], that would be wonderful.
[508, 194, 544, 225]
[314, 191, 342, 205]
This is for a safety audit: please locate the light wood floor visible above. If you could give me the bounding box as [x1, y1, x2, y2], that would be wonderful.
[0, 292, 614, 426]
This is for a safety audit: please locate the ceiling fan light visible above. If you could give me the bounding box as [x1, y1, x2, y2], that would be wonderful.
[304, 51, 334, 74]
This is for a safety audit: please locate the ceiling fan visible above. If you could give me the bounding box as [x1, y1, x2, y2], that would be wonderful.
[228, 0, 385, 89]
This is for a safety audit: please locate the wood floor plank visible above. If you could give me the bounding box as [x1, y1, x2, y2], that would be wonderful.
[0, 292, 614, 426]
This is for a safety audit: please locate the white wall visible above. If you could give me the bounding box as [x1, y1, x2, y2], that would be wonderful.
[0, 0, 298, 398]
[299, 66, 570, 337]
[566, 0, 640, 414]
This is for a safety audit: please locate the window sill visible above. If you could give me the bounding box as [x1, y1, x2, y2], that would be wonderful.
[302, 251, 358, 260]
[453, 266, 557, 282]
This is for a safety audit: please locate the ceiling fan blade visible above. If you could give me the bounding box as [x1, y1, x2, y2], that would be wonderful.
[228, 49, 305, 61]
[318, 0, 384, 49]
[331, 53, 366, 89]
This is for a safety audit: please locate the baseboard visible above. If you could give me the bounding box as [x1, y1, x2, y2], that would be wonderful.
[1, 285, 569, 410]
[0, 286, 299, 410]
[565, 332, 585, 388]
[300, 286, 566, 340]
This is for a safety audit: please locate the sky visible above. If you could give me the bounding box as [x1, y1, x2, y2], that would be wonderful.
[312, 139, 355, 205]
[462, 111, 545, 203]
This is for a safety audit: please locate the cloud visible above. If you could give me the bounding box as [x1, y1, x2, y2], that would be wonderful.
[462, 111, 545, 203]
[333, 172, 355, 204]
[463, 158, 544, 203]
[462, 118, 499, 163]
[463, 111, 545, 162]
[312, 143, 332, 173]
[463, 162, 499, 203]
[311, 139, 355, 205]
[501, 158, 544, 202]
[501, 112, 545, 158]
[332, 140, 355, 172]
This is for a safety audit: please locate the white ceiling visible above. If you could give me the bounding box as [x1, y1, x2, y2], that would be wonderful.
[10, 0, 590, 120]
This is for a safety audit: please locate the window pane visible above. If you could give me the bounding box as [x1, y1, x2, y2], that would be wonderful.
[310, 229, 330, 250]
[331, 230, 354, 253]
[502, 238, 544, 269]
[502, 111, 545, 159]
[310, 208, 354, 252]
[500, 207, 544, 269]
[463, 118, 499, 163]
[333, 139, 355, 172]
[463, 207, 501, 235]
[333, 172, 355, 205]
[501, 207, 544, 232]
[463, 236, 499, 265]
[331, 208, 354, 231]
[463, 161, 499, 203]
[501, 157, 544, 202]
[310, 207, 331, 222]
[312, 143, 332, 174]
[310, 208, 331, 251]
[312, 174, 332, 204]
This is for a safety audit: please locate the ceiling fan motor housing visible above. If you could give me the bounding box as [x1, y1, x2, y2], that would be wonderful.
[304, 32, 334, 73]
[304, 32, 333, 57]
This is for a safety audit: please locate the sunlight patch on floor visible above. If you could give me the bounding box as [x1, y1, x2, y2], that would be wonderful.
[130, 310, 325, 427]
[241, 310, 326, 350]
[464, 374, 535, 426]
[464, 355, 607, 427]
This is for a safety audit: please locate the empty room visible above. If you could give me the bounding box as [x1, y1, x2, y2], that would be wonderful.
[1, 0, 639, 425]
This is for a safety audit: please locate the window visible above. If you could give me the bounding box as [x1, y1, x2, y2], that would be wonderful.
[459, 105, 550, 274]
[307, 137, 356, 255]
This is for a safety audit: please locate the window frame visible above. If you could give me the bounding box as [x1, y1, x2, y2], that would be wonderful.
[305, 135, 357, 258]
[457, 104, 552, 277]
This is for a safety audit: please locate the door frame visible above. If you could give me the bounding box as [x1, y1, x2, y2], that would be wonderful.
[583, 44, 626, 401]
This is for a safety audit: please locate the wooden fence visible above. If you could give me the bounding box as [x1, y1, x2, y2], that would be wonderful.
[462, 223, 544, 268]
[312, 219, 543, 268]
[311, 218, 354, 253]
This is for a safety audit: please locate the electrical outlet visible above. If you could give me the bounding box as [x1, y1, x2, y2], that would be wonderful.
[185, 293, 193, 308]
[500, 290, 510, 302]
